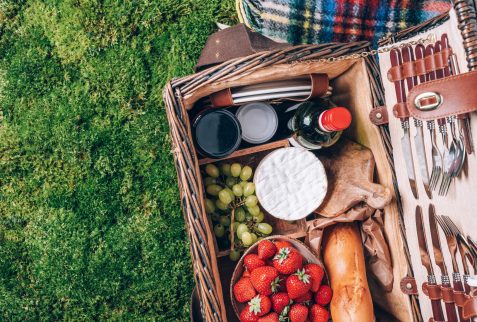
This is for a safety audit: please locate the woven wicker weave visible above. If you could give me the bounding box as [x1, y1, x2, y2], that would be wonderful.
[163, 13, 454, 322]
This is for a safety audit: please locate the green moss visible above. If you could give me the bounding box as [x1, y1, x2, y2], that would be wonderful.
[0, 0, 237, 320]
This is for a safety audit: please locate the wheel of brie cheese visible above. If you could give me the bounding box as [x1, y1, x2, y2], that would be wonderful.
[254, 147, 327, 221]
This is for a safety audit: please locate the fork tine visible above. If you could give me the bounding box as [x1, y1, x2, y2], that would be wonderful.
[436, 215, 451, 236]
[443, 216, 458, 236]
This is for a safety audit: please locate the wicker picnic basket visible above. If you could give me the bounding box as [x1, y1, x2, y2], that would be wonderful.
[163, 2, 477, 321]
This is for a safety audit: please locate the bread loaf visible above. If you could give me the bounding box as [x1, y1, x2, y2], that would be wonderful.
[322, 222, 374, 322]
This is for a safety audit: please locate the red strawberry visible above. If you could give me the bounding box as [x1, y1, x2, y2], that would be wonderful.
[258, 312, 279, 322]
[286, 269, 311, 299]
[233, 277, 257, 303]
[304, 263, 325, 292]
[273, 240, 292, 251]
[270, 292, 290, 314]
[289, 303, 309, 322]
[240, 304, 260, 322]
[248, 294, 272, 317]
[243, 269, 251, 278]
[314, 285, 333, 306]
[258, 240, 277, 260]
[244, 254, 265, 272]
[295, 291, 312, 305]
[250, 266, 280, 296]
[273, 247, 303, 274]
[309, 304, 329, 322]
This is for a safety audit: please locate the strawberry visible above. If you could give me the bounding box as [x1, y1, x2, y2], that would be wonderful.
[304, 263, 325, 292]
[295, 291, 312, 305]
[273, 240, 292, 251]
[243, 269, 251, 278]
[286, 269, 311, 299]
[258, 240, 277, 260]
[258, 312, 279, 322]
[273, 247, 303, 274]
[244, 254, 265, 272]
[240, 304, 260, 322]
[309, 304, 329, 322]
[233, 277, 257, 303]
[270, 292, 290, 314]
[289, 303, 309, 322]
[314, 285, 333, 306]
[249, 294, 272, 317]
[250, 266, 280, 296]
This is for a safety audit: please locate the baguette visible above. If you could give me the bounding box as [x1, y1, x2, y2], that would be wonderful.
[322, 222, 374, 322]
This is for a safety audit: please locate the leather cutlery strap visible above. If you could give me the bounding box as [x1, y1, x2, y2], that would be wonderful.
[407, 70, 477, 121]
[423, 282, 443, 300]
[442, 286, 456, 303]
[393, 102, 410, 119]
[387, 48, 452, 82]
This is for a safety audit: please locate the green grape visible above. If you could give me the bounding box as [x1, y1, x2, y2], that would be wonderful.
[221, 164, 231, 176]
[218, 189, 233, 205]
[205, 164, 220, 178]
[245, 213, 253, 222]
[240, 166, 253, 181]
[251, 233, 258, 244]
[205, 199, 215, 214]
[206, 184, 222, 196]
[235, 207, 246, 222]
[257, 223, 273, 235]
[214, 224, 225, 238]
[219, 216, 231, 227]
[243, 182, 256, 197]
[239, 181, 248, 188]
[215, 199, 228, 211]
[241, 232, 254, 247]
[225, 188, 235, 201]
[204, 177, 216, 186]
[231, 163, 242, 177]
[211, 213, 220, 222]
[247, 205, 260, 216]
[236, 223, 249, 239]
[245, 195, 258, 207]
[229, 249, 241, 261]
[232, 184, 243, 197]
[225, 176, 237, 188]
[253, 211, 264, 223]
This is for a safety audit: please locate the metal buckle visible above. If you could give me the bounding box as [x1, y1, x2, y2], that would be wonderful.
[414, 92, 443, 111]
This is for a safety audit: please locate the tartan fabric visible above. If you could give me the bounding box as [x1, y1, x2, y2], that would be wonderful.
[238, 0, 451, 46]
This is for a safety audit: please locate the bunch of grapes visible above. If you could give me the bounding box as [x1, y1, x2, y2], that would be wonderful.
[203, 162, 273, 261]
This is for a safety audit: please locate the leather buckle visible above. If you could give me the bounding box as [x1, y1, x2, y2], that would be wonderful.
[414, 91, 443, 111]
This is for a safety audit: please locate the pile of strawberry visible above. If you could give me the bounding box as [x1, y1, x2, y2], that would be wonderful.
[233, 239, 332, 322]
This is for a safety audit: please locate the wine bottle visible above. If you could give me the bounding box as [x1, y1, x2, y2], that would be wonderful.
[285, 98, 352, 149]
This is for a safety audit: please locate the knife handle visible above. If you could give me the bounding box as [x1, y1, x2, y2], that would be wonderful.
[429, 276, 445, 321]
[443, 275, 459, 322]
[464, 275, 471, 294]
[453, 273, 470, 322]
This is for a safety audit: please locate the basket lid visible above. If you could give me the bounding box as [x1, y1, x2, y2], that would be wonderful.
[195, 24, 290, 71]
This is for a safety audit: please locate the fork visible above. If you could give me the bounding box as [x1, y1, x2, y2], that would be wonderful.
[436, 215, 469, 321]
[429, 120, 443, 190]
[442, 216, 475, 293]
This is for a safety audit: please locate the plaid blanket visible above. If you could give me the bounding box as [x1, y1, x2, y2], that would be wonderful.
[237, 0, 451, 46]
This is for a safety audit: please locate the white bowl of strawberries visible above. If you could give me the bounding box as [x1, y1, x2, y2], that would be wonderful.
[230, 236, 332, 322]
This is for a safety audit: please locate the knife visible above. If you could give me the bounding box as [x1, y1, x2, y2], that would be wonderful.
[390, 48, 418, 199]
[429, 205, 459, 322]
[401, 46, 432, 199]
[415, 205, 444, 321]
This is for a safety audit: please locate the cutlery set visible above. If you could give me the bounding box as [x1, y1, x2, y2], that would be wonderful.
[389, 33, 474, 198]
[416, 205, 477, 322]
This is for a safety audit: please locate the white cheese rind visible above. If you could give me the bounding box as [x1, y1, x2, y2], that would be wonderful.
[254, 147, 327, 220]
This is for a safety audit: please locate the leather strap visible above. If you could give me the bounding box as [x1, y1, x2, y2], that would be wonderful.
[210, 88, 233, 107]
[393, 102, 410, 119]
[423, 282, 443, 300]
[208, 73, 329, 108]
[463, 290, 477, 319]
[407, 70, 477, 121]
[441, 286, 455, 303]
[369, 106, 389, 125]
[454, 290, 467, 307]
[429, 319, 446, 322]
[400, 276, 418, 295]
